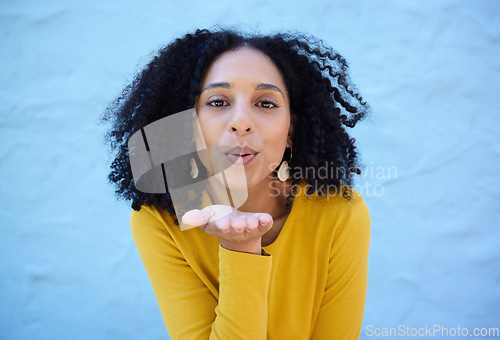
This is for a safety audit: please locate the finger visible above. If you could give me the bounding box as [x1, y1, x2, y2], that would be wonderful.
[214, 216, 231, 233]
[182, 209, 205, 226]
[257, 213, 273, 227]
[231, 216, 247, 232]
[245, 215, 259, 232]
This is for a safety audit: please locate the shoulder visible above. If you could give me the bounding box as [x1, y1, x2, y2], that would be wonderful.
[130, 204, 180, 243]
[292, 184, 370, 242]
[130, 204, 175, 227]
[294, 184, 369, 220]
[130, 204, 214, 251]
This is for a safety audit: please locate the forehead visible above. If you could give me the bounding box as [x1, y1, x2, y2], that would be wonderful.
[202, 47, 286, 88]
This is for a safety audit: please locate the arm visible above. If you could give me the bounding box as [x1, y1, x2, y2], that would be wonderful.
[130, 207, 272, 339]
[312, 197, 371, 339]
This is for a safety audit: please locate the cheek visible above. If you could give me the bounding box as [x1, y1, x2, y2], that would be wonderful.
[263, 117, 290, 159]
[197, 114, 222, 146]
[269, 115, 290, 143]
[194, 113, 225, 173]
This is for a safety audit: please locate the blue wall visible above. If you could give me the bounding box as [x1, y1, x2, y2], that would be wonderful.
[1, 0, 499, 339]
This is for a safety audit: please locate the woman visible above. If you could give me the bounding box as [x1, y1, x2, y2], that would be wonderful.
[104, 28, 370, 339]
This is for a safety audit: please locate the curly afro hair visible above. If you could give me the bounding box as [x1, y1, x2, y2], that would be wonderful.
[102, 28, 369, 216]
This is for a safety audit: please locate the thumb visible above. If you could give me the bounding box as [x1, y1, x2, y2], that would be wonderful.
[182, 205, 235, 227]
[182, 208, 212, 227]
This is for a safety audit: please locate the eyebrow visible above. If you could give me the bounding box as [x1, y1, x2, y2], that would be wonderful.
[255, 83, 284, 98]
[201, 82, 231, 92]
[201, 82, 285, 99]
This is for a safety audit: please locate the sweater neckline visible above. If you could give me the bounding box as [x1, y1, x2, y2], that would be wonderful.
[262, 194, 299, 250]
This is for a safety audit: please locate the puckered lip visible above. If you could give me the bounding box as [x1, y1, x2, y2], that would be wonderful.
[223, 145, 259, 156]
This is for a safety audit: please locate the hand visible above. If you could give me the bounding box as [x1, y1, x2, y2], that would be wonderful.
[182, 205, 273, 255]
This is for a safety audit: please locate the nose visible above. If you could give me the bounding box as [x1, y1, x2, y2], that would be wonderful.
[228, 105, 254, 136]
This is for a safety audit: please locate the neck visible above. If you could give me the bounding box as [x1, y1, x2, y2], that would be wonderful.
[238, 176, 291, 219]
[205, 172, 291, 220]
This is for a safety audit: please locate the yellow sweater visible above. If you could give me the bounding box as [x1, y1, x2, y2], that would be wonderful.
[130, 187, 370, 339]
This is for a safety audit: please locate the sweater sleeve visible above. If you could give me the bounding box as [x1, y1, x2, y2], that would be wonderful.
[311, 196, 371, 339]
[130, 207, 273, 339]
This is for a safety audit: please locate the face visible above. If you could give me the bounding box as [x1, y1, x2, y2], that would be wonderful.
[195, 46, 294, 190]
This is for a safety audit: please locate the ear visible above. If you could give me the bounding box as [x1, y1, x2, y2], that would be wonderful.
[287, 114, 298, 147]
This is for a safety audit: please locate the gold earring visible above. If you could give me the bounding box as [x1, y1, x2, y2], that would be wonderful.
[190, 157, 199, 179]
[277, 146, 293, 182]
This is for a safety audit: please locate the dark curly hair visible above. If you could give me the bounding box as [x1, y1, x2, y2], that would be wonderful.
[102, 28, 369, 216]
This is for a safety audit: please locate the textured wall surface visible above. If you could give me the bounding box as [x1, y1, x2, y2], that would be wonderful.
[1, 0, 499, 339]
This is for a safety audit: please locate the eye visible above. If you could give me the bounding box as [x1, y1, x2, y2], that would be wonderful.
[206, 99, 229, 107]
[256, 100, 280, 109]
